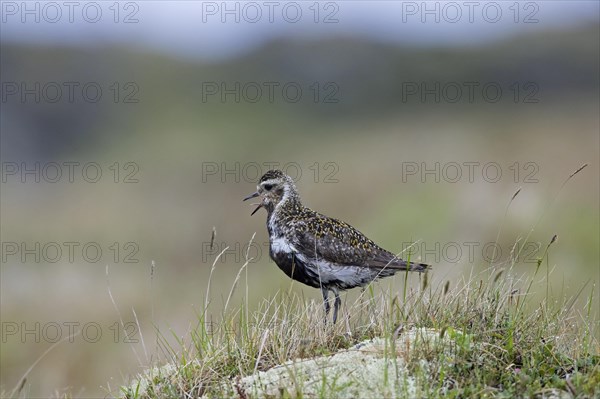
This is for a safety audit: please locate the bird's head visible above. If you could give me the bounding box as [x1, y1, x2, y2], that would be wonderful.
[243, 170, 298, 215]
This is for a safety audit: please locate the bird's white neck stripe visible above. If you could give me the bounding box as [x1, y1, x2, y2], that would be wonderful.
[277, 186, 291, 210]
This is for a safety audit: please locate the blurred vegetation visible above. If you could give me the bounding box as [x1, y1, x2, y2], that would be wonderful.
[1, 23, 598, 397]
[2, 24, 598, 160]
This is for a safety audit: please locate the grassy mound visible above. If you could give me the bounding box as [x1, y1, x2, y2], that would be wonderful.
[120, 252, 599, 398]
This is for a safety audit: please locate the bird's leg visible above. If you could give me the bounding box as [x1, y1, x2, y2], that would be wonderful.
[332, 287, 342, 324]
[321, 287, 331, 322]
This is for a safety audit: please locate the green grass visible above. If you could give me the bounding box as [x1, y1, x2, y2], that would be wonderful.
[116, 242, 599, 398]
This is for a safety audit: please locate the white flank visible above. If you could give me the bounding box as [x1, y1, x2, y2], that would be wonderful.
[295, 253, 369, 287]
[270, 236, 296, 255]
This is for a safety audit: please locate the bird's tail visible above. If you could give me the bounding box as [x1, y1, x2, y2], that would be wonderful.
[405, 260, 430, 272]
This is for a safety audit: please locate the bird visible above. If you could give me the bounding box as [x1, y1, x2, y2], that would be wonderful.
[243, 169, 430, 323]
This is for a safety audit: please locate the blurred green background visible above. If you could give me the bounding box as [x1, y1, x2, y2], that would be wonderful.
[1, 3, 598, 397]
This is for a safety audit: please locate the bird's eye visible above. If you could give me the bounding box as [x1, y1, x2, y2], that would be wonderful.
[263, 184, 273, 191]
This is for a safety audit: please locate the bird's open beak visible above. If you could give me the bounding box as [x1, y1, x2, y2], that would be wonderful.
[243, 191, 262, 216]
[250, 204, 262, 216]
[243, 191, 260, 201]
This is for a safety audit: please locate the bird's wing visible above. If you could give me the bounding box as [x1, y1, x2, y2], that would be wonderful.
[292, 214, 427, 271]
